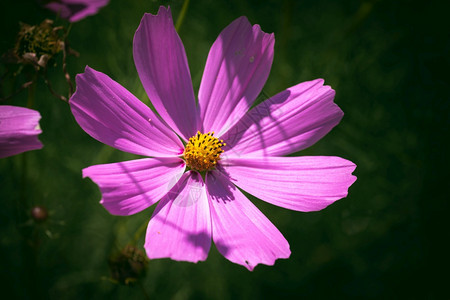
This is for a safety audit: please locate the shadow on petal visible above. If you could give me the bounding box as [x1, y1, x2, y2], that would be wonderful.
[221, 88, 292, 155]
[145, 172, 212, 262]
[205, 168, 236, 203]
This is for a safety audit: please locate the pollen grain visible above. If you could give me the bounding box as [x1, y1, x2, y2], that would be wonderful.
[183, 131, 225, 172]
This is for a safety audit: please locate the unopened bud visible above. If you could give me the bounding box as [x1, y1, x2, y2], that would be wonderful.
[108, 245, 148, 285]
[31, 205, 48, 223]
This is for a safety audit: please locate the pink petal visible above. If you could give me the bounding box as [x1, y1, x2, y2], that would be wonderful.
[145, 171, 211, 263]
[83, 157, 185, 216]
[206, 170, 290, 271]
[70, 66, 183, 157]
[45, 0, 109, 23]
[221, 79, 343, 157]
[133, 7, 198, 141]
[221, 156, 357, 212]
[198, 16, 274, 137]
[0, 105, 43, 158]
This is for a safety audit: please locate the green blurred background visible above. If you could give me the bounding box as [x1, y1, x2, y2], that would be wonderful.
[0, 0, 447, 299]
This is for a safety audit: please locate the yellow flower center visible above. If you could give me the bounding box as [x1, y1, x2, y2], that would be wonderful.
[183, 131, 225, 172]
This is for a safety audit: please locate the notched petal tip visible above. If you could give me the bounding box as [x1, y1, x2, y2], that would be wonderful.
[207, 171, 291, 271]
[234, 15, 249, 25]
[71, 65, 95, 100]
[244, 248, 291, 271]
[157, 5, 171, 15]
[141, 6, 172, 22]
[236, 16, 274, 36]
[84, 65, 94, 73]
[252, 23, 274, 37]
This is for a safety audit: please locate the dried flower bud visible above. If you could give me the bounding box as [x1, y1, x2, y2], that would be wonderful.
[11, 19, 64, 69]
[108, 245, 148, 285]
[31, 206, 49, 223]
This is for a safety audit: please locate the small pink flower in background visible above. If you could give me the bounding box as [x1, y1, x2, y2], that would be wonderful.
[70, 6, 356, 270]
[0, 106, 43, 158]
[44, 0, 109, 22]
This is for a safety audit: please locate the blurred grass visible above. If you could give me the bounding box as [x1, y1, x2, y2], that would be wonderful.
[0, 0, 447, 299]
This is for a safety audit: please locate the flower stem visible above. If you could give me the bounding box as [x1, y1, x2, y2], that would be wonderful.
[129, 219, 149, 246]
[20, 73, 42, 299]
[138, 281, 151, 300]
[175, 0, 190, 31]
[27, 74, 37, 108]
[20, 75, 36, 201]
[20, 151, 27, 203]
[63, 23, 74, 99]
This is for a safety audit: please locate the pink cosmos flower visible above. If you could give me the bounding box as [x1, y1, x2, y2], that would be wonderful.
[44, 0, 109, 22]
[0, 106, 43, 158]
[69, 6, 356, 270]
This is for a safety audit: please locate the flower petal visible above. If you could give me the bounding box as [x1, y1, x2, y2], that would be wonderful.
[83, 157, 185, 216]
[70, 66, 183, 157]
[0, 105, 43, 158]
[206, 170, 290, 271]
[221, 156, 357, 212]
[133, 6, 198, 141]
[199, 16, 274, 137]
[145, 171, 211, 263]
[221, 79, 342, 157]
[45, 0, 109, 23]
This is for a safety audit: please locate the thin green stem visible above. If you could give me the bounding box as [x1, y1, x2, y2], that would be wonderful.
[20, 151, 27, 203]
[175, 0, 190, 32]
[21, 74, 41, 299]
[27, 74, 37, 108]
[138, 281, 151, 300]
[62, 23, 74, 99]
[129, 219, 149, 246]
[64, 23, 73, 39]
[20, 75, 36, 201]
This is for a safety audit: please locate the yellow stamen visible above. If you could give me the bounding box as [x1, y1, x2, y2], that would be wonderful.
[183, 131, 226, 172]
